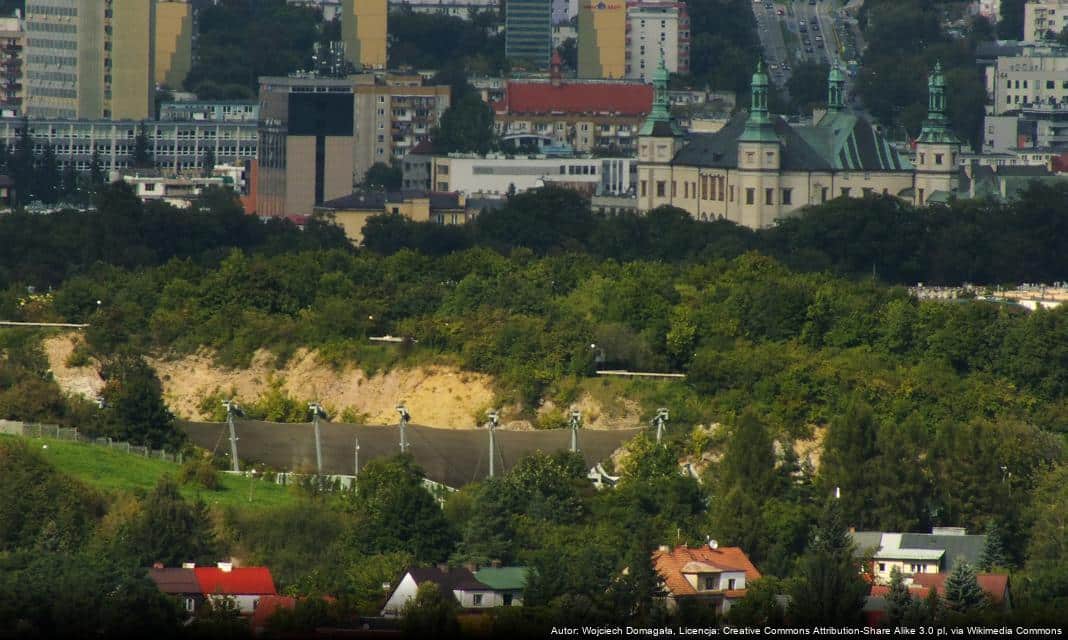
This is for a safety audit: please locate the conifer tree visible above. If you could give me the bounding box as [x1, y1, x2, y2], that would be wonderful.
[978, 521, 1008, 571]
[886, 567, 913, 627]
[788, 498, 868, 626]
[943, 558, 987, 613]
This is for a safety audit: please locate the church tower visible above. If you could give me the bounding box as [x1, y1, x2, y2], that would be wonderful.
[736, 60, 782, 228]
[913, 62, 960, 206]
[827, 63, 845, 113]
[636, 56, 681, 209]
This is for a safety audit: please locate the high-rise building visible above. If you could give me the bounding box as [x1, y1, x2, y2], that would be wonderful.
[257, 73, 450, 217]
[342, 0, 388, 69]
[507, 0, 552, 68]
[24, 0, 155, 120]
[1024, 0, 1068, 42]
[0, 18, 25, 114]
[578, 0, 626, 78]
[625, 0, 689, 82]
[155, 0, 194, 90]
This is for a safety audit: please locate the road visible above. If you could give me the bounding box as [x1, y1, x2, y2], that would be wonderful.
[753, 1, 793, 90]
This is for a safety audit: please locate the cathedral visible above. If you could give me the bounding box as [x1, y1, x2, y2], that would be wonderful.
[635, 60, 962, 228]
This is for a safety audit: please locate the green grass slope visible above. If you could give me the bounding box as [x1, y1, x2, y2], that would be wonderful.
[0, 434, 297, 511]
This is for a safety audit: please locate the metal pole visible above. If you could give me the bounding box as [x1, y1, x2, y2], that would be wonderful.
[487, 410, 499, 478]
[654, 408, 669, 445]
[569, 409, 581, 453]
[309, 403, 323, 474]
[224, 400, 240, 473]
[354, 436, 360, 477]
[397, 405, 410, 454]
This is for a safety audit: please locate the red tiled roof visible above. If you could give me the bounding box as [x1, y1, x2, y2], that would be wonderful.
[652, 545, 761, 597]
[495, 81, 653, 117]
[910, 572, 1009, 604]
[250, 595, 296, 632]
[194, 567, 277, 596]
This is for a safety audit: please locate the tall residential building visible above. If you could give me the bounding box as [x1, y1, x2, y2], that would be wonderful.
[24, 0, 155, 120]
[1024, 0, 1068, 42]
[981, 42, 1068, 113]
[342, 0, 387, 69]
[578, 0, 626, 79]
[0, 18, 24, 113]
[155, 0, 194, 89]
[507, 0, 552, 68]
[625, 0, 690, 82]
[257, 73, 450, 217]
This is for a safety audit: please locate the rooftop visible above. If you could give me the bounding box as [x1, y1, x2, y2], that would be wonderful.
[194, 566, 277, 596]
[652, 544, 761, 597]
[472, 567, 529, 591]
[495, 80, 653, 117]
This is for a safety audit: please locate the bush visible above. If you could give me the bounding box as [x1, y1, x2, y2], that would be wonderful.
[178, 457, 220, 490]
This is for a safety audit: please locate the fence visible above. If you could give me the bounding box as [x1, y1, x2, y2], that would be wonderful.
[0, 419, 182, 463]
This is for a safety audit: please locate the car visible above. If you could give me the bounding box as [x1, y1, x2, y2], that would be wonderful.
[770, 63, 779, 70]
[805, 46, 814, 53]
[815, 35, 823, 41]
[799, 25, 807, 32]
[812, 24, 819, 31]
[777, 8, 784, 15]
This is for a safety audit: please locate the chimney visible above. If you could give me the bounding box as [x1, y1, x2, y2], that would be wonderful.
[152, 562, 164, 569]
[708, 539, 719, 550]
[658, 545, 671, 553]
[182, 562, 196, 569]
[848, 527, 856, 534]
[217, 562, 233, 573]
[490, 560, 502, 568]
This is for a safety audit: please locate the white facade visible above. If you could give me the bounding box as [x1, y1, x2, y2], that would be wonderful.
[1024, 0, 1068, 42]
[986, 44, 1068, 113]
[205, 594, 262, 615]
[389, 0, 499, 19]
[380, 573, 504, 617]
[625, 1, 689, 82]
[428, 153, 636, 197]
[121, 174, 229, 208]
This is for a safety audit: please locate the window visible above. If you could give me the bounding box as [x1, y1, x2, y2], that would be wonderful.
[671, 181, 676, 197]
[918, 188, 925, 204]
[782, 188, 792, 205]
[727, 578, 736, 590]
[935, 153, 943, 165]
[1048, 80, 1056, 89]
[862, 187, 873, 197]
[878, 563, 887, 572]
[503, 593, 513, 606]
[766, 151, 774, 163]
[473, 594, 483, 606]
[184, 598, 195, 612]
[702, 575, 716, 590]
[919, 153, 925, 164]
[729, 185, 734, 202]
[841, 187, 851, 197]
[641, 180, 647, 197]
[745, 188, 755, 205]
[656, 181, 666, 197]
[765, 188, 773, 205]
[745, 151, 755, 162]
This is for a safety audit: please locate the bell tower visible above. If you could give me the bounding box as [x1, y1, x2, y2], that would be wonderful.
[736, 60, 782, 228]
[913, 62, 961, 206]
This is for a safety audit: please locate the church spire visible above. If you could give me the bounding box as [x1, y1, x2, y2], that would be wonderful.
[740, 59, 777, 142]
[638, 53, 680, 136]
[918, 61, 958, 144]
[827, 63, 845, 112]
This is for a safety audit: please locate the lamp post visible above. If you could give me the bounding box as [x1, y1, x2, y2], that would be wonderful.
[569, 409, 582, 453]
[652, 407, 669, 444]
[222, 399, 241, 472]
[247, 467, 258, 503]
[308, 402, 326, 474]
[354, 436, 360, 478]
[397, 404, 410, 454]
[487, 410, 500, 478]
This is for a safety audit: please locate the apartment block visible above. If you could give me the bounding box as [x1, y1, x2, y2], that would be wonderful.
[625, 0, 690, 82]
[257, 73, 450, 217]
[0, 117, 257, 174]
[343, 0, 387, 70]
[426, 152, 636, 197]
[155, 0, 193, 90]
[985, 43, 1068, 113]
[578, 0, 626, 79]
[507, 0, 552, 68]
[159, 101, 260, 123]
[24, 0, 155, 120]
[0, 18, 24, 113]
[1025, 0, 1068, 42]
[387, 0, 498, 19]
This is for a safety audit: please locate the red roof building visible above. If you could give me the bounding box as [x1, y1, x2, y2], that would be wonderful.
[194, 565, 277, 597]
[652, 543, 761, 615]
[491, 56, 653, 154]
[864, 573, 1011, 626]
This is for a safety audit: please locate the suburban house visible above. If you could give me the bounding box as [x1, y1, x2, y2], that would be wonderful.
[194, 563, 278, 614]
[850, 527, 988, 584]
[864, 572, 1011, 625]
[381, 565, 529, 617]
[147, 565, 204, 617]
[652, 542, 762, 615]
[312, 190, 469, 244]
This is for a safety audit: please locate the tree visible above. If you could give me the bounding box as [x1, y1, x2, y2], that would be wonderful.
[787, 498, 867, 626]
[89, 149, 106, 189]
[886, 567, 914, 627]
[785, 62, 830, 114]
[820, 399, 879, 528]
[347, 455, 457, 562]
[132, 121, 154, 169]
[201, 148, 216, 178]
[943, 557, 987, 613]
[361, 162, 403, 191]
[120, 476, 218, 567]
[35, 143, 60, 204]
[401, 582, 460, 639]
[978, 521, 1008, 571]
[432, 92, 497, 154]
[998, 0, 1026, 39]
[98, 354, 181, 449]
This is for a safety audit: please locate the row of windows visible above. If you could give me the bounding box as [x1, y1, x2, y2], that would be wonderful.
[26, 53, 76, 66]
[26, 70, 75, 82]
[1007, 79, 1068, 89]
[28, 85, 75, 98]
[26, 37, 77, 50]
[641, 179, 885, 206]
[25, 21, 76, 34]
[26, 5, 78, 17]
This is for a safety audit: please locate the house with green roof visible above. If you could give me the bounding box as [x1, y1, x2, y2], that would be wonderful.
[850, 527, 987, 585]
[635, 60, 962, 229]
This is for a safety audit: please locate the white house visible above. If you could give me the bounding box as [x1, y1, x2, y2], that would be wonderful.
[381, 565, 528, 617]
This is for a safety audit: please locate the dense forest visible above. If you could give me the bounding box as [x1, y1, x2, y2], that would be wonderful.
[3, 180, 1068, 632]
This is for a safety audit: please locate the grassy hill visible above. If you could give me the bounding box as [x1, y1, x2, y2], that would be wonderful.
[0, 434, 298, 511]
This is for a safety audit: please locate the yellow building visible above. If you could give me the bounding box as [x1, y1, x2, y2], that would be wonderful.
[313, 191, 467, 245]
[155, 0, 194, 89]
[343, 0, 388, 70]
[24, 0, 155, 120]
[578, 0, 626, 79]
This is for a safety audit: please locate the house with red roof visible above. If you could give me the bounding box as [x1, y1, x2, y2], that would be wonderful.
[195, 562, 277, 614]
[491, 52, 653, 155]
[864, 573, 1011, 626]
[651, 542, 762, 615]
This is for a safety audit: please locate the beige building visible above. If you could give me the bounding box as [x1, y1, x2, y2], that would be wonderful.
[984, 42, 1068, 113]
[0, 18, 24, 113]
[155, 0, 194, 90]
[625, 0, 690, 82]
[343, 0, 388, 70]
[635, 61, 961, 228]
[578, 0, 627, 79]
[313, 190, 467, 244]
[257, 73, 449, 217]
[1024, 0, 1068, 42]
[25, 0, 155, 120]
